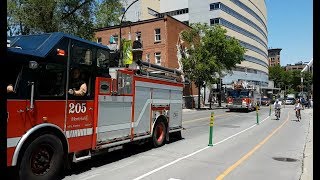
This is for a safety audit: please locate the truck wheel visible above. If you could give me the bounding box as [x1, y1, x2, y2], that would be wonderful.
[152, 121, 167, 147]
[19, 134, 64, 180]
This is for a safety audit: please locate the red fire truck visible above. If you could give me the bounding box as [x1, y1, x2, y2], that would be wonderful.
[6, 33, 183, 180]
[226, 80, 261, 112]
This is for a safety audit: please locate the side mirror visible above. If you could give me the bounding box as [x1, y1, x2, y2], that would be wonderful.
[101, 84, 109, 91]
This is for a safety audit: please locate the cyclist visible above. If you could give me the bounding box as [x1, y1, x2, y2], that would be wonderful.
[294, 99, 302, 120]
[273, 99, 282, 118]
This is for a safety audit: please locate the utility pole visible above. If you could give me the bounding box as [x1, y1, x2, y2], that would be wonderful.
[118, 0, 139, 67]
[218, 78, 222, 107]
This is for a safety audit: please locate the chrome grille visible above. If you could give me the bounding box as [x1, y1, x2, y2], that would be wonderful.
[233, 98, 242, 105]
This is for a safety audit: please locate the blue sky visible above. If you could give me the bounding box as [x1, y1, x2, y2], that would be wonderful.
[266, 0, 313, 66]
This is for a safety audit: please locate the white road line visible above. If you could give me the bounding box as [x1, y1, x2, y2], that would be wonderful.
[133, 115, 272, 180]
[79, 174, 100, 180]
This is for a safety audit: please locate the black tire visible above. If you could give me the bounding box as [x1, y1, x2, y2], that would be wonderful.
[152, 121, 167, 148]
[19, 134, 64, 180]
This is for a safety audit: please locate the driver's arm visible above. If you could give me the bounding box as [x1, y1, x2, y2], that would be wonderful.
[74, 83, 87, 96]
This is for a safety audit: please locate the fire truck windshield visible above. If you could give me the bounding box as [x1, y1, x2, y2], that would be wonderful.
[228, 90, 239, 98]
[228, 90, 249, 98]
[239, 90, 249, 98]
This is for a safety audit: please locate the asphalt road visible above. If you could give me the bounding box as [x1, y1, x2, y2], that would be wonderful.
[60, 105, 312, 180]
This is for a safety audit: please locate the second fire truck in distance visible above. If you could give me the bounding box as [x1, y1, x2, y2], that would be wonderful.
[226, 80, 261, 112]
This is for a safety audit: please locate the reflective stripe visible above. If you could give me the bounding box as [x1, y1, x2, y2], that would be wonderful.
[98, 123, 131, 132]
[66, 128, 93, 138]
[7, 137, 21, 148]
[135, 81, 183, 91]
[152, 99, 182, 104]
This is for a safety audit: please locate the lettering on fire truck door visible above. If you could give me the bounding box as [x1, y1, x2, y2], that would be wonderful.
[66, 100, 94, 151]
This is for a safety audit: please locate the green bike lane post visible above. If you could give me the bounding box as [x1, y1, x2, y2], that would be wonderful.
[208, 112, 214, 146]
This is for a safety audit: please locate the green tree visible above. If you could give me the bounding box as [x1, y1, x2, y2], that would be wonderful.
[180, 23, 246, 109]
[268, 65, 285, 87]
[302, 71, 312, 94]
[290, 70, 302, 93]
[7, 0, 97, 40]
[95, 0, 123, 28]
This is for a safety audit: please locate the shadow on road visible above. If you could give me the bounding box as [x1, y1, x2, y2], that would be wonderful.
[225, 110, 253, 113]
[291, 119, 300, 122]
[64, 137, 184, 177]
[270, 118, 280, 121]
[7, 138, 184, 180]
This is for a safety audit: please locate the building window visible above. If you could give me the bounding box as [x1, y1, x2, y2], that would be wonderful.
[136, 32, 141, 42]
[218, 18, 267, 49]
[155, 52, 161, 64]
[110, 35, 118, 44]
[210, 2, 220, 10]
[210, 18, 220, 25]
[146, 53, 150, 62]
[155, 29, 161, 42]
[97, 37, 102, 44]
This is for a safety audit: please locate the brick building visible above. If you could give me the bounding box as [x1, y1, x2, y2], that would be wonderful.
[268, 48, 282, 67]
[95, 15, 190, 67]
[94, 15, 199, 102]
[284, 61, 307, 71]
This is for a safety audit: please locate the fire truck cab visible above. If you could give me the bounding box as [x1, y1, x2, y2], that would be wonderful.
[6, 33, 183, 180]
[226, 80, 261, 112]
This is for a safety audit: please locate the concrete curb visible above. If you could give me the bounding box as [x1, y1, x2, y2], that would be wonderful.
[300, 109, 313, 180]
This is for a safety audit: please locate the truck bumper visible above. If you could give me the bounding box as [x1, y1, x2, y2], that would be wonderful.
[227, 104, 248, 109]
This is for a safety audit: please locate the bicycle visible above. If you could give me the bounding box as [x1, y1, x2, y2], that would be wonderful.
[295, 109, 301, 121]
[275, 108, 280, 120]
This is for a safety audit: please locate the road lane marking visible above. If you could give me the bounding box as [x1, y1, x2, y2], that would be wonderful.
[216, 112, 290, 180]
[133, 115, 272, 180]
[79, 174, 100, 180]
[183, 113, 232, 124]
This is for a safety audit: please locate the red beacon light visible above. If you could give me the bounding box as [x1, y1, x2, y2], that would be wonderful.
[57, 49, 66, 56]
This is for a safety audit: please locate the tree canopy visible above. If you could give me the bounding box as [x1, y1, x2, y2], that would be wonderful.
[180, 23, 246, 108]
[95, 0, 123, 28]
[180, 23, 246, 86]
[7, 0, 123, 40]
[268, 65, 312, 95]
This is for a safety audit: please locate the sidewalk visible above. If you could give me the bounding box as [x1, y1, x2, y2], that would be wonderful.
[183, 102, 228, 112]
[300, 108, 313, 180]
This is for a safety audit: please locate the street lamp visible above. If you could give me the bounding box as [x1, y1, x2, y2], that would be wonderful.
[118, 0, 139, 67]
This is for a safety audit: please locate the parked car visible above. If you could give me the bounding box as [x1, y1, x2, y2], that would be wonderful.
[285, 97, 296, 105]
[261, 97, 271, 106]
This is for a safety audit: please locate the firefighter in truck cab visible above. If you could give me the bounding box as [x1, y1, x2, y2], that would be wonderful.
[68, 67, 87, 96]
